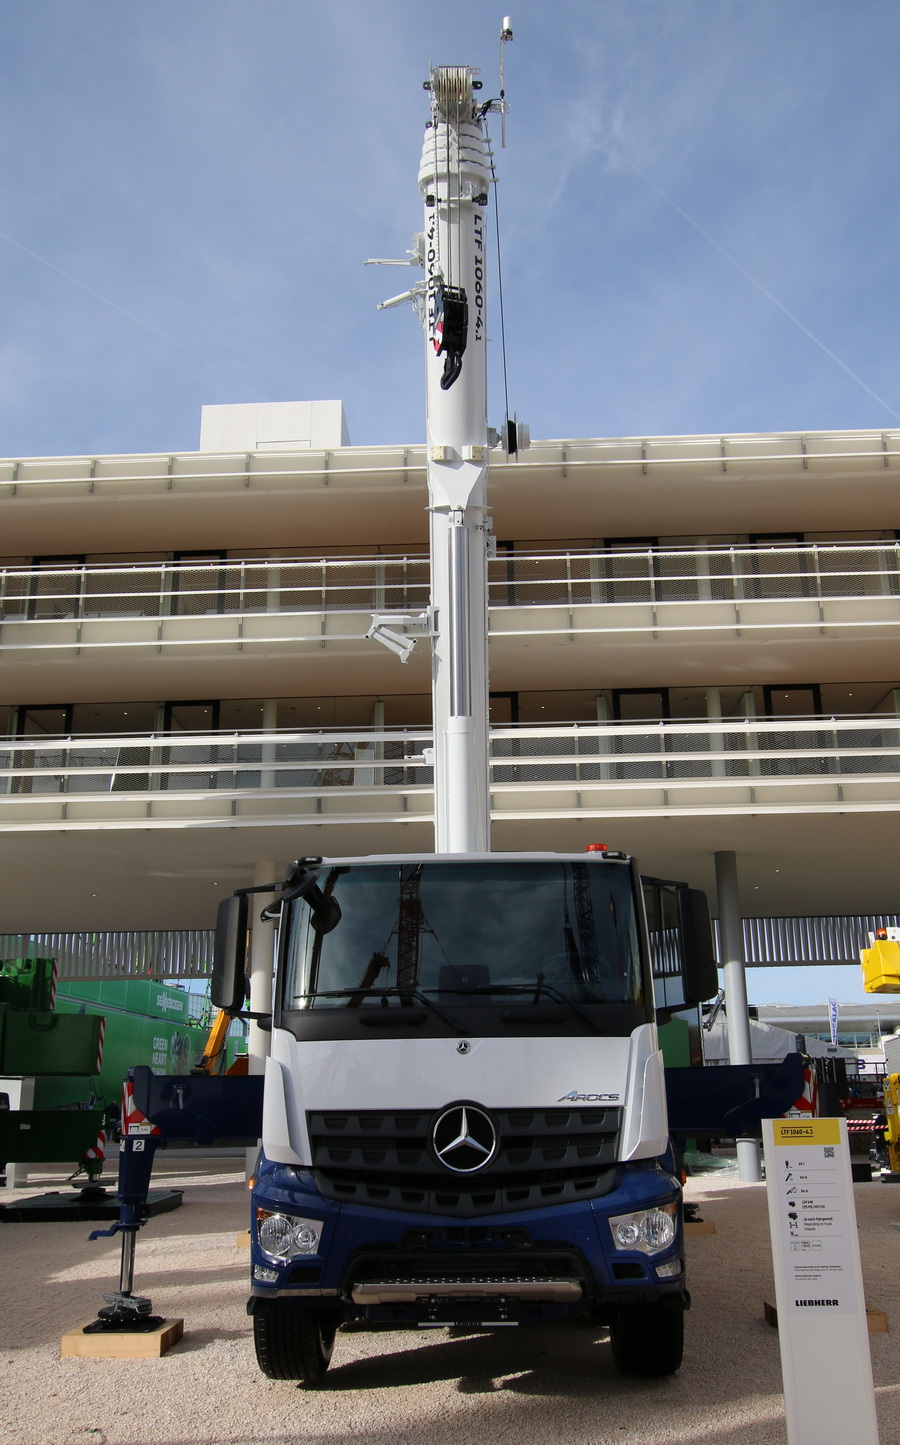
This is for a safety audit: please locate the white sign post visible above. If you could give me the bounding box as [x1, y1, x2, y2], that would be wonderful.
[762, 1117, 879, 1445]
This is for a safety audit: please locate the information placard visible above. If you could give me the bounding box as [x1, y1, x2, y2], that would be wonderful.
[762, 1117, 879, 1444]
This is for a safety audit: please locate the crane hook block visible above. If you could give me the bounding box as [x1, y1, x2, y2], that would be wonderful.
[432, 282, 468, 390]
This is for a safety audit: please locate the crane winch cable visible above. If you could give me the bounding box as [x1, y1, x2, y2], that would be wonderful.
[483, 118, 512, 453]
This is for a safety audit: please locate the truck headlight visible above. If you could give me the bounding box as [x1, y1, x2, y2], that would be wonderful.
[608, 1202, 678, 1254]
[256, 1210, 323, 1261]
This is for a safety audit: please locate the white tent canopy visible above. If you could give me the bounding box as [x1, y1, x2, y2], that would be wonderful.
[702, 1015, 855, 1065]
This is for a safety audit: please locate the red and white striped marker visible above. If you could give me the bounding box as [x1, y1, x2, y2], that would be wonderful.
[785, 1064, 819, 1117]
[83, 1129, 106, 1164]
[94, 1016, 106, 1075]
[121, 1078, 161, 1137]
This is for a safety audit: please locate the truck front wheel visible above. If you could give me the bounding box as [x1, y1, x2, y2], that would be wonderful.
[609, 1298, 684, 1378]
[253, 1301, 337, 1386]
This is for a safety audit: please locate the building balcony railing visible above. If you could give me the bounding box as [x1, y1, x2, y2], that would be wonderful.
[2, 718, 900, 830]
[0, 556, 430, 623]
[1, 542, 899, 658]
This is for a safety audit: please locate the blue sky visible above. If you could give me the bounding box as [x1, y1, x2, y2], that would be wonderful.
[2, 3, 897, 1009]
[2, 2, 899, 458]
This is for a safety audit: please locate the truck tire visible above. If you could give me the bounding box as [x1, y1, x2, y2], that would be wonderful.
[609, 1298, 683, 1378]
[253, 1301, 337, 1385]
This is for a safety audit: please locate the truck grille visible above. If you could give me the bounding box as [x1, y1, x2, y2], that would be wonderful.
[307, 1106, 620, 1218]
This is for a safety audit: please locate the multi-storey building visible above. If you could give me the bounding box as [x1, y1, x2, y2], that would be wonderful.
[2, 403, 899, 985]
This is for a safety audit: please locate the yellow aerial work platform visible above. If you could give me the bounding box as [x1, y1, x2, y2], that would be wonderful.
[860, 928, 900, 993]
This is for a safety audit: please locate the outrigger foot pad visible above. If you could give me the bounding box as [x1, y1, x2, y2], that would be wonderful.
[83, 1292, 164, 1334]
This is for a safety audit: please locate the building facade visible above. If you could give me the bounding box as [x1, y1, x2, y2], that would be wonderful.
[2, 404, 900, 977]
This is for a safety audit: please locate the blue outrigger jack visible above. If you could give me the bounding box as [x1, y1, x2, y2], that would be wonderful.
[84, 1067, 263, 1333]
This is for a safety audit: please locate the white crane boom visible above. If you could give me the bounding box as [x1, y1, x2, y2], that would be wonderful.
[419, 64, 492, 854]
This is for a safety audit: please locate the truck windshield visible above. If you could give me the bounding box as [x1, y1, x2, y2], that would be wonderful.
[282, 861, 644, 1010]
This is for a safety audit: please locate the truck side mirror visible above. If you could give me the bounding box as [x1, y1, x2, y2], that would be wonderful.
[678, 889, 718, 1004]
[211, 894, 248, 1013]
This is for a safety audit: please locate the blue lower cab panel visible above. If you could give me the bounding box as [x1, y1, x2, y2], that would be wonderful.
[249, 1154, 686, 1325]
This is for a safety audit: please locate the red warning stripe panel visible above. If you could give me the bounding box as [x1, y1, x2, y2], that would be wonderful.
[84, 1130, 106, 1161]
[95, 1017, 106, 1075]
[121, 1078, 162, 1137]
[786, 1066, 819, 1116]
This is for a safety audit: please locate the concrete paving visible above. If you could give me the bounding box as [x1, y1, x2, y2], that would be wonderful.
[2, 1158, 899, 1445]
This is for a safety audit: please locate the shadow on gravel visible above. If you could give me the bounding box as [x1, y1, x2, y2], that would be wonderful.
[0, 1268, 248, 1350]
[167, 1326, 250, 1352]
[323, 1320, 619, 1394]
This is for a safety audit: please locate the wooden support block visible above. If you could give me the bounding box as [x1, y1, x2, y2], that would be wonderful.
[236, 1229, 251, 1247]
[764, 1301, 888, 1334]
[684, 1219, 716, 1235]
[60, 1318, 184, 1358]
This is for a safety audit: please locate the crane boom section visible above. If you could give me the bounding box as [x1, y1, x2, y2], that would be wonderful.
[418, 67, 491, 853]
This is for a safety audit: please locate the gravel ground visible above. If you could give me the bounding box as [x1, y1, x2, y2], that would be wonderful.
[2, 1158, 899, 1445]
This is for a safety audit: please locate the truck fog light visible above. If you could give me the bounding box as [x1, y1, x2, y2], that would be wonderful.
[253, 1265, 280, 1283]
[291, 1222, 322, 1255]
[609, 1202, 678, 1255]
[613, 1218, 642, 1248]
[257, 1210, 323, 1261]
[655, 1258, 682, 1279]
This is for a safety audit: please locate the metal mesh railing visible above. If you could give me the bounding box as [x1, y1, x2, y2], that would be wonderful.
[0, 556, 430, 622]
[1, 719, 900, 799]
[2, 543, 898, 628]
[489, 719, 900, 786]
[0, 730, 433, 795]
[487, 543, 900, 608]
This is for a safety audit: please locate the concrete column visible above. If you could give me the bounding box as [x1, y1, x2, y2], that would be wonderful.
[741, 688, 761, 780]
[596, 694, 612, 780]
[266, 551, 281, 613]
[694, 540, 711, 601]
[355, 698, 384, 789]
[714, 849, 761, 1182]
[260, 698, 278, 794]
[151, 703, 166, 792]
[706, 686, 726, 778]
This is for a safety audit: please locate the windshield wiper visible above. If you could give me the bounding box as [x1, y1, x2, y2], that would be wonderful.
[437, 980, 605, 1035]
[292, 987, 466, 1035]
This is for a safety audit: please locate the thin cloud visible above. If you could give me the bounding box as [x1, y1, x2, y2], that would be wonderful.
[0, 226, 251, 394]
[627, 162, 900, 426]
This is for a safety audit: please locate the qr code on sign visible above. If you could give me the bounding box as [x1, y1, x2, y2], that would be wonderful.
[824, 1147, 835, 1158]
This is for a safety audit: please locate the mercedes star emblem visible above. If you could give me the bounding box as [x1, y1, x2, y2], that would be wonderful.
[432, 1104, 498, 1174]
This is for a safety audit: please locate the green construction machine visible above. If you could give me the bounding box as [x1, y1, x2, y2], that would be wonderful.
[0, 957, 107, 1187]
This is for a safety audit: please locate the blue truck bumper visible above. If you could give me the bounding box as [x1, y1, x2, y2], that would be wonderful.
[248, 1154, 686, 1326]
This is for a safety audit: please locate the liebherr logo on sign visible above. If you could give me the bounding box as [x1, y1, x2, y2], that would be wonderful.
[795, 1299, 839, 1307]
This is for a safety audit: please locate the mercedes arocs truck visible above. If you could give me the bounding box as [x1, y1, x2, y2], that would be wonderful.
[213, 852, 714, 1383]
[207, 49, 718, 1385]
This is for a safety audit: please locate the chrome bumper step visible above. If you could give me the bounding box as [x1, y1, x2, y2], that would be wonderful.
[351, 1277, 583, 1305]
